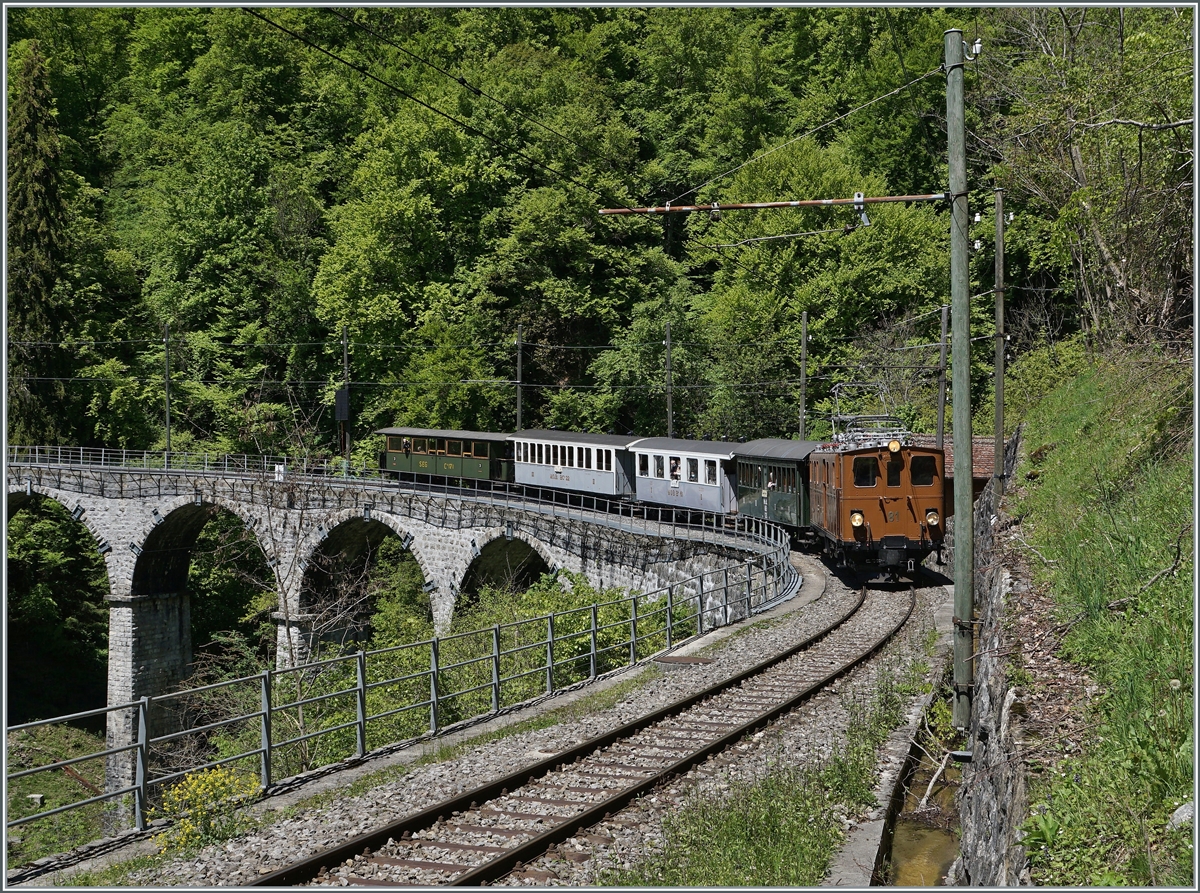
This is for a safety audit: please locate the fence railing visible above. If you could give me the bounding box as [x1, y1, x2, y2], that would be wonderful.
[7, 444, 787, 557]
[5, 542, 795, 836]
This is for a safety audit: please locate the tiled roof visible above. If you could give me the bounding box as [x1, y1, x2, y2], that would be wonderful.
[910, 434, 996, 481]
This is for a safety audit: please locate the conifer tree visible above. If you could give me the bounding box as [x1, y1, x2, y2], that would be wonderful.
[7, 41, 68, 443]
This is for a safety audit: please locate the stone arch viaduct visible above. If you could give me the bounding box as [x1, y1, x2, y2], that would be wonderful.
[6, 448, 794, 732]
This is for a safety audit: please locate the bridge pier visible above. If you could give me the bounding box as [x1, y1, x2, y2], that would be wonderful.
[103, 590, 192, 832]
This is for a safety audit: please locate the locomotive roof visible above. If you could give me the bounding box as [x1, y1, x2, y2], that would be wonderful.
[377, 427, 510, 441]
[511, 429, 644, 447]
[732, 439, 824, 461]
[628, 437, 735, 457]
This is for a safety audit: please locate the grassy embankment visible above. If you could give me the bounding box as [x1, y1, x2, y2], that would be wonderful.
[1003, 339, 1193, 885]
[601, 625, 941, 886]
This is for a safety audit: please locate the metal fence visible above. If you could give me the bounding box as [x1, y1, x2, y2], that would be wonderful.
[6, 536, 794, 836]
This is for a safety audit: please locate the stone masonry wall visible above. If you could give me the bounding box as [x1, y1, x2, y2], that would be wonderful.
[950, 427, 1031, 886]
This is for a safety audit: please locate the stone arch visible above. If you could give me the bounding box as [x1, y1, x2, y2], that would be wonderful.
[458, 526, 558, 601]
[5, 485, 114, 726]
[285, 508, 443, 649]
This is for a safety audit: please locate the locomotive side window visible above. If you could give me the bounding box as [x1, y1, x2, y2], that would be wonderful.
[911, 456, 937, 486]
[687, 457, 698, 482]
[853, 457, 878, 487]
[706, 460, 717, 485]
[887, 459, 902, 487]
[654, 455, 665, 478]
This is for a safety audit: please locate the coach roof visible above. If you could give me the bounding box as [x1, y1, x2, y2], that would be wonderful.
[512, 429, 643, 448]
[733, 439, 824, 461]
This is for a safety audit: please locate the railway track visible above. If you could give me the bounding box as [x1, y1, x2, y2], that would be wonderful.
[252, 583, 915, 887]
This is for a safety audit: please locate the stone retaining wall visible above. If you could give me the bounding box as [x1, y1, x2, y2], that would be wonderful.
[949, 427, 1030, 885]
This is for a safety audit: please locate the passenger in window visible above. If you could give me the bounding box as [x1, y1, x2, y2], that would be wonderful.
[768, 472, 776, 490]
[403, 438, 411, 456]
[670, 458, 680, 480]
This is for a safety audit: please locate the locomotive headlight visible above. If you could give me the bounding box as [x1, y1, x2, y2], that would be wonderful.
[850, 511, 865, 528]
[888, 439, 901, 453]
[925, 510, 940, 527]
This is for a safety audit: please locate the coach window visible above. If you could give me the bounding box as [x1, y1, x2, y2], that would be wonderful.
[853, 456, 878, 487]
[605, 449, 613, 471]
[669, 457, 681, 480]
[687, 457, 698, 483]
[654, 455, 665, 478]
[474, 442, 489, 459]
[639, 453, 649, 476]
[887, 458, 902, 487]
[911, 456, 937, 486]
[705, 460, 717, 485]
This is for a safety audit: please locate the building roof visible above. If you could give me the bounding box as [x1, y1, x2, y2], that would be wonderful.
[909, 434, 996, 481]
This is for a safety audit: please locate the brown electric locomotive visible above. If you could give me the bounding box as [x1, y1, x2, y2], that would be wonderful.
[808, 419, 946, 576]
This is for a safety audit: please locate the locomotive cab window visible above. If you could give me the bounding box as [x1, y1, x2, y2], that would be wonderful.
[911, 456, 937, 486]
[853, 457, 878, 487]
[887, 458, 902, 487]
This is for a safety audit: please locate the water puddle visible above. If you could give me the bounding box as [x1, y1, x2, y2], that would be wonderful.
[886, 745, 961, 885]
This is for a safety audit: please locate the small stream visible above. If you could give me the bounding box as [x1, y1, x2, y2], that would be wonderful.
[887, 745, 961, 885]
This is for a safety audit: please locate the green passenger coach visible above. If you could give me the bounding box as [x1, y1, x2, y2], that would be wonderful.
[377, 427, 513, 482]
[731, 439, 822, 541]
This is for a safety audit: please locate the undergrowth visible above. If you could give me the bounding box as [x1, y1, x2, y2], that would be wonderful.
[1007, 344, 1193, 886]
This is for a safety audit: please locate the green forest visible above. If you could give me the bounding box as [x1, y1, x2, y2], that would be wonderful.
[5, 7, 1192, 711]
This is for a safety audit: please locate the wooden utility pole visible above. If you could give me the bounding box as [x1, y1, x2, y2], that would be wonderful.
[946, 29, 975, 730]
[664, 320, 673, 439]
[516, 324, 523, 431]
[799, 311, 808, 439]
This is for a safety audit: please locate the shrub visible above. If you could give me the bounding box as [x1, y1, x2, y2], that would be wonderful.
[149, 766, 260, 854]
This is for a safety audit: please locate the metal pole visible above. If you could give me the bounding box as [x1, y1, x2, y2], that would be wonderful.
[491, 625, 501, 712]
[665, 584, 673, 648]
[946, 29, 974, 730]
[516, 324, 523, 431]
[994, 188, 1006, 480]
[342, 326, 351, 465]
[546, 615, 555, 694]
[937, 305, 949, 448]
[664, 320, 673, 439]
[799, 311, 807, 439]
[135, 697, 149, 831]
[163, 325, 171, 458]
[355, 651, 367, 758]
[589, 604, 598, 678]
[260, 671, 272, 790]
[429, 637, 440, 735]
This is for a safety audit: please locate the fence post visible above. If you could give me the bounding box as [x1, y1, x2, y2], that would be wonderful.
[135, 697, 150, 831]
[746, 560, 753, 611]
[259, 671, 272, 791]
[355, 651, 367, 758]
[666, 584, 674, 649]
[629, 595, 638, 665]
[491, 625, 501, 713]
[589, 604, 598, 679]
[546, 615, 555, 695]
[429, 638, 440, 735]
[723, 567, 730, 626]
[697, 574, 705, 635]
